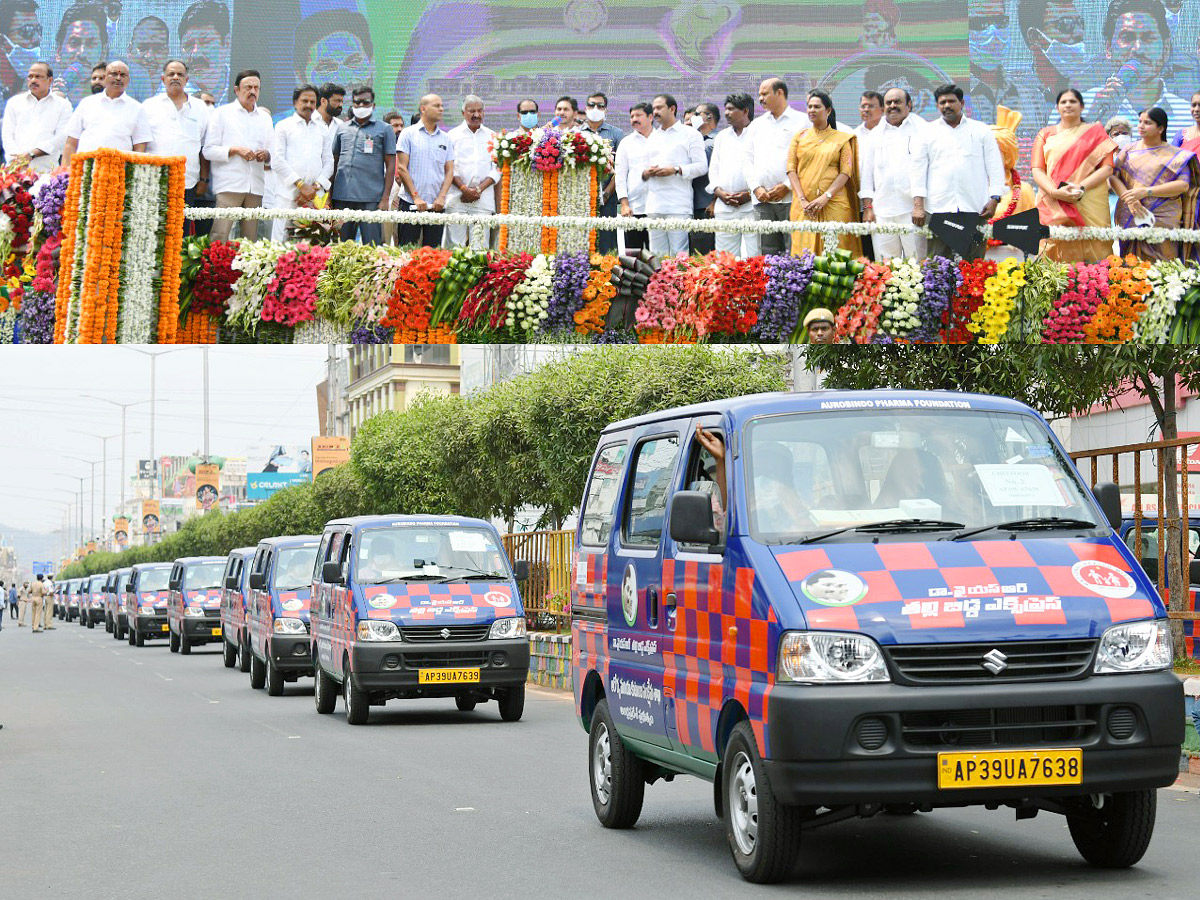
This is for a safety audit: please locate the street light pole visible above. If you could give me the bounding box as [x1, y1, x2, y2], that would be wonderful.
[81, 398, 149, 532]
[203, 346, 210, 461]
[65, 456, 99, 541]
[68, 431, 123, 549]
[125, 348, 181, 501]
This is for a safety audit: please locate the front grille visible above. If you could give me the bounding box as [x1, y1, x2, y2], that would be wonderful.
[403, 651, 489, 669]
[887, 639, 1096, 684]
[400, 624, 491, 643]
[901, 705, 1098, 749]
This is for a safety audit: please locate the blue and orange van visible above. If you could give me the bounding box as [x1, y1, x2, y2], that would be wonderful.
[63, 578, 82, 621]
[310, 515, 531, 725]
[167, 556, 226, 655]
[220, 547, 257, 671]
[106, 567, 133, 639]
[81, 573, 107, 628]
[245, 535, 321, 695]
[126, 563, 174, 646]
[572, 390, 1183, 883]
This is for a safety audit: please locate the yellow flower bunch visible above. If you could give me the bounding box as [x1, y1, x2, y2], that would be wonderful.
[968, 257, 1026, 344]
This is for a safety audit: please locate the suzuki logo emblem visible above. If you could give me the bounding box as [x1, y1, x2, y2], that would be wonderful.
[982, 648, 1008, 675]
[440, 628, 451, 640]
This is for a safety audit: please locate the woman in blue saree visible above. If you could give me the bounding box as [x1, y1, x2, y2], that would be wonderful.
[1109, 107, 1200, 260]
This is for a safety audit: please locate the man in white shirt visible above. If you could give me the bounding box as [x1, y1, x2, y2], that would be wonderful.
[444, 95, 500, 251]
[3, 61, 73, 173]
[615, 102, 653, 253]
[642, 92, 707, 257]
[706, 92, 758, 259]
[143, 59, 211, 233]
[861, 87, 926, 261]
[317, 82, 346, 139]
[743, 78, 806, 255]
[269, 83, 334, 242]
[62, 60, 151, 166]
[911, 83, 1005, 260]
[203, 68, 273, 242]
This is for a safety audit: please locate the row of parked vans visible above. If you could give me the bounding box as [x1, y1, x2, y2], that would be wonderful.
[49, 390, 1189, 884]
[52, 515, 532, 725]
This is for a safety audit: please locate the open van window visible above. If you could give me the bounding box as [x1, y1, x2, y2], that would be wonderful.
[745, 409, 1103, 543]
[356, 525, 508, 584]
[185, 562, 226, 589]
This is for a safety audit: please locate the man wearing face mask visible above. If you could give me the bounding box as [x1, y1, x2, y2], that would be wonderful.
[1018, 0, 1094, 116]
[689, 102, 718, 254]
[1083, 0, 1191, 129]
[516, 97, 538, 133]
[582, 91, 623, 253]
[968, 0, 1041, 132]
[332, 85, 396, 245]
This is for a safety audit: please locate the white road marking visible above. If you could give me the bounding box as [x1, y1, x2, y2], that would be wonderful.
[193, 692, 218, 704]
[156, 673, 173, 682]
[455, 808, 475, 812]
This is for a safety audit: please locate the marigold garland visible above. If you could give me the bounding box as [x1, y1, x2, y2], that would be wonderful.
[158, 159, 186, 343]
[498, 162, 510, 254]
[541, 169, 559, 254]
[54, 155, 86, 343]
[574, 253, 618, 334]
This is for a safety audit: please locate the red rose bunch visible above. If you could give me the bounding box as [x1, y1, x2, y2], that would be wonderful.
[191, 240, 241, 318]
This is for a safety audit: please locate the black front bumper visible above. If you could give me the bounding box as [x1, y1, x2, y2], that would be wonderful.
[763, 670, 1184, 806]
[349, 638, 530, 694]
[133, 615, 170, 637]
[270, 634, 314, 673]
[183, 617, 222, 642]
[85, 607, 105, 624]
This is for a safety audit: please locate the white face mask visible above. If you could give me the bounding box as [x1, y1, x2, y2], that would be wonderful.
[1035, 30, 1089, 82]
[585, 106, 605, 123]
[352, 105, 373, 119]
[1112, 133, 1134, 148]
[690, 114, 705, 128]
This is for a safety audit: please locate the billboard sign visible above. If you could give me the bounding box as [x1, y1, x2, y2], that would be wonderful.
[247, 472, 311, 499]
[196, 463, 221, 511]
[142, 499, 161, 533]
[312, 436, 350, 478]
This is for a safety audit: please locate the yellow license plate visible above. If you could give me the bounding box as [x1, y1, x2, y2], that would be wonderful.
[160, 624, 169, 632]
[938, 748, 1082, 789]
[418, 668, 480, 684]
[212, 627, 222, 636]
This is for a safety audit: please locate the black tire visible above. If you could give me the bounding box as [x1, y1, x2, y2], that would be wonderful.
[169, 629, 179, 653]
[722, 721, 802, 884]
[249, 651, 265, 690]
[180, 631, 192, 655]
[105, 615, 113, 633]
[588, 698, 645, 829]
[135, 630, 144, 647]
[314, 658, 337, 714]
[343, 664, 369, 725]
[265, 650, 284, 696]
[87, 618, 95, 629]
[455, 694, 477, 712]
[222, 639, 237, 668]
[238, 634, 251, 673]
[1067, 790, 1156, 868]
[498, 683, 525, 722]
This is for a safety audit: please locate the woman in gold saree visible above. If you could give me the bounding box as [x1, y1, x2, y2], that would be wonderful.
[786, 90, 861, 257]
[1108, 106, 1200, 261]
[1030, 89, 1117, 263]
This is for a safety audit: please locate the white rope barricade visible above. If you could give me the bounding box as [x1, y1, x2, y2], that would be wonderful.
[182, 205, 1200, 247]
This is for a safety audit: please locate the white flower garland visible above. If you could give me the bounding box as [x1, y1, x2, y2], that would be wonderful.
[119, 164, 161, 343]
[293, 318, 350, 344]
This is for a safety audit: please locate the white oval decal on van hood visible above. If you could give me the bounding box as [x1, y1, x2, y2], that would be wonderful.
[358, 583, 518, 622]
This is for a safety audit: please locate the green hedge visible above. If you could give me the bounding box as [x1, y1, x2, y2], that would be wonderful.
[58, 346, 788, 579]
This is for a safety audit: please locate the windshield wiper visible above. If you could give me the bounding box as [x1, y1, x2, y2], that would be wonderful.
[434, 567, 509, 583]
[950, 517, 1098, 541]
[795, 518, 965, 544]
[368, 574, 445, 584]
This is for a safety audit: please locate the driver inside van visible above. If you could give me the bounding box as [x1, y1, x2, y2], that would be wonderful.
[280, 554, 314, 589]
[752, 441, 813, 534]
[359, 540, 402, 583]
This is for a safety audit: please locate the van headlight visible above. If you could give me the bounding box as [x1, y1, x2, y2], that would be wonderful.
[274, 618, 308, 634]
[1094, 620, 1172, 674]
[777, 631, 890, 683]
[357, 620, 400, 642]
[185, 605, 205, 617]
[489, 616, 526, 640]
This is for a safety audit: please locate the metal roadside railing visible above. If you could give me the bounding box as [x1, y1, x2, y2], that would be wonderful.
[502, 529, 574, 632]
[1070, 435, 1199, 618]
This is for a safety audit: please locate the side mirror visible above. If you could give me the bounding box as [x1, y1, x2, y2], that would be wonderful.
[322, 560, 344, 585]
[1093, 482, 1122, 531]
[669, 490, 721, 547]
[248, 572, 265, 591]
[513, 560, 531, 582]
[168, 578, 181, 592]
[224, 574, 239, 590]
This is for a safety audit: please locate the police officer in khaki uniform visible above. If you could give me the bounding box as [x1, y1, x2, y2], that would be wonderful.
[29, 574, 50, 632]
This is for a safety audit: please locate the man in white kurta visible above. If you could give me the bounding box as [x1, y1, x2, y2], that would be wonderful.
[707, 93, 758, 258]
[203, 70, 273, 241]
[642, 93, 707, 257]
[269, 84, 334, 242]
[444, 95, 500, 251]
[2, 62, 73, 173]
[860, 87, 926, 261]
[62, 60, 151, 165]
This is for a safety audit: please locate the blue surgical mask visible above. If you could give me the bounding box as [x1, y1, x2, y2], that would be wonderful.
[969, 25, 1009, 71]
[520, 111, 537, 128]
[1165, 10, 1180, 32]
[1035, 30, 1090, 83]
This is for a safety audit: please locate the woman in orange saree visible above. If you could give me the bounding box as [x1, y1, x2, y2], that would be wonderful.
[1030, 89, 1117, 263]
[785, 90, 861, 257]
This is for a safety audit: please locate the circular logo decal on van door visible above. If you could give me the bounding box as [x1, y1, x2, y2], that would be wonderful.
[621, 565, 638, 626]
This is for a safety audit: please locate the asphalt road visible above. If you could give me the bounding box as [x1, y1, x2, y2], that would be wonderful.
[0, 619, 1196, 899]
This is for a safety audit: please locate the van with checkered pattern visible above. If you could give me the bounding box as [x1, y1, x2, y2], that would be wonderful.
[572, 390, 1183, 883]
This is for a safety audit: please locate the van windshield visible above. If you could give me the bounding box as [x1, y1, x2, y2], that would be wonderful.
[137, 568, 171, 592]
[275, 546, 319, 591]
[88, 576, 106, 591]
[744, 407, 1103, 543]
[185, 562, 225, 590]
[356, 526, 509, 584]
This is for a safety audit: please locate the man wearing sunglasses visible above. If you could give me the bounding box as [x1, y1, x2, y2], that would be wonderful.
[582, 92, 623, 252]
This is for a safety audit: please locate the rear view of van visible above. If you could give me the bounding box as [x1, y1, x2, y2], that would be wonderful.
[572, 390, 1183, 883]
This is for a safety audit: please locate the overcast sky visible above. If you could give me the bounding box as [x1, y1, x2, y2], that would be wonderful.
[0, 346, 328, 534]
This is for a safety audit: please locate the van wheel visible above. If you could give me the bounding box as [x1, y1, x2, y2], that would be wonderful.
[1067, 790, 1156, 868]
[222, 639, 237, 668]
[239, 634, 251, 673]
[265, 651, 284, 696]
[249, 651, 265, 689]
[314, 661, 337, 714]
[169, 629, 179, 653]
[589, 698, 644, 828]
[498, 684, 525, 722]
[180, 631, 192, 655]
[723, 721, 801, 884]
[87, 618, 95, 629]
[105, 615, 113, 633]
[135, 630, 144, 647]
[343, 667, 369, 725]
[455, 694, 477, 712]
